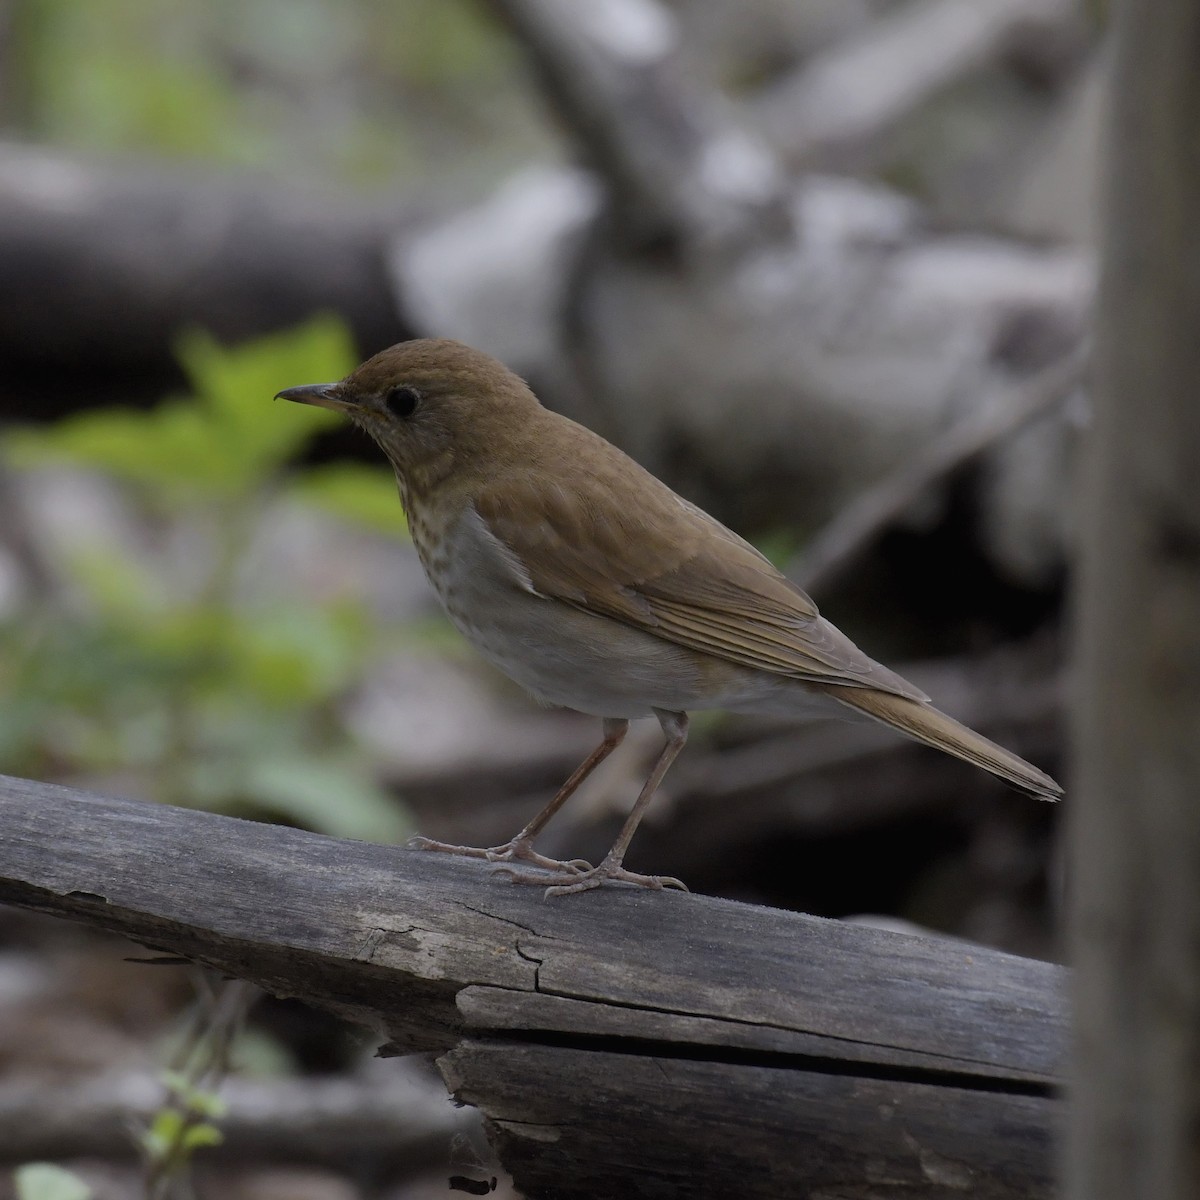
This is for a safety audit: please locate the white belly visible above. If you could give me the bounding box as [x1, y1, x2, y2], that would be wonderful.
[431, 508, 707, 716]
[416, 504, 841, 722]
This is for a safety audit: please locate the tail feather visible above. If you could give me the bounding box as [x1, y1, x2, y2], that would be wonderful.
[824, 684, 1062, 801]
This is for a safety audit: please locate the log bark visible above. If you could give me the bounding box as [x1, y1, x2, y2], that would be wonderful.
[0, 773, 1065, 1198]
[1067, 0, 1200, 1196]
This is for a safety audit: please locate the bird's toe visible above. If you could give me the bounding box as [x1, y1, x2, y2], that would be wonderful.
[407, 835, 491, 859]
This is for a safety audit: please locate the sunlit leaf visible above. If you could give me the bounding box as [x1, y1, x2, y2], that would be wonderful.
[146, 1108, 185, 1155]
[175, 316, 356, 491]
[230, 603, 370, 706]
[241, 756, 409, 842]
[181, 1123, 224, 1151]
[4, 406, 222, 502]
[229, 1027, 296, 1078]
[5, 315, 357, 507]
[187, 1090, 228, 1121]
[13, 1164, 92, 1200]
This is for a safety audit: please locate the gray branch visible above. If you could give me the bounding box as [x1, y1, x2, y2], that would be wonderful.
[485, 0, 786, 248]
[755, 0, 1081, 167]
[0, 142, 405, 369]
[792, 340, 1089, 594]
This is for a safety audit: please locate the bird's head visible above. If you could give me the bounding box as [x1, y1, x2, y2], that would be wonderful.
[276, 338, 541, 491]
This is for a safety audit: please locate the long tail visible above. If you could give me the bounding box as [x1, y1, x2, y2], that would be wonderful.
[823, 684, 1063, 801]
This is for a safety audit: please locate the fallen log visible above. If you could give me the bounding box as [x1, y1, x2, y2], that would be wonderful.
[0, 773, 1065, 1198]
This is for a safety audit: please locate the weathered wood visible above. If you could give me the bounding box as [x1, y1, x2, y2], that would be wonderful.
[443, 1043, 1055, 1200]
[0, 773, 1065, 1198]
[1069, 0, 1200, 1196]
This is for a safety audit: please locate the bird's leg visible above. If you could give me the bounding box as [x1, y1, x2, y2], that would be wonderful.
[498, 710, 690, 897]
[409, 718, 629, 874]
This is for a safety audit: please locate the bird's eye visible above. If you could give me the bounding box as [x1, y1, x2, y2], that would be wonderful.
[385, 385, 421, 419]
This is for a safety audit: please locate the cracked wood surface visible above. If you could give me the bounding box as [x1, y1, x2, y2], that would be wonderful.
[0, 773, 1065, 1198]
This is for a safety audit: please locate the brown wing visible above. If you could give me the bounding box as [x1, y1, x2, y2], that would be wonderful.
[473, 442, 927, 701]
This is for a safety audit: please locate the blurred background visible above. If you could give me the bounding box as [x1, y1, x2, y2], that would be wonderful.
[0, 0, 1095, 1197]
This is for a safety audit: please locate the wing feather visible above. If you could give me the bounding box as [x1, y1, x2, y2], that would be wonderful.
[473, 445, 927, 702]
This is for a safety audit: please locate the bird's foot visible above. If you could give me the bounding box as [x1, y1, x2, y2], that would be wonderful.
[494, 854, 689, 899]
[408, 834, 590, 874]
[485, 838, 592, 873]
[407, 834, 491, 859]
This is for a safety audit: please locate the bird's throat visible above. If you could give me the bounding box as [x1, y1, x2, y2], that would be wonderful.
[390, 447, 455, 510]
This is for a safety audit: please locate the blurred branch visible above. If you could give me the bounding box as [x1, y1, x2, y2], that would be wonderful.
[485, 0, 786, 248]
[0, 142, 405, 376]
[143, 975, 255, 1199]
[0, 1069, 473, 1169]
[792, 341, 1089, 595]
[756, 0, 1081, 167]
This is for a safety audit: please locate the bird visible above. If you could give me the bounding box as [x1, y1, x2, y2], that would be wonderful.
[277, 338, 1062, 897]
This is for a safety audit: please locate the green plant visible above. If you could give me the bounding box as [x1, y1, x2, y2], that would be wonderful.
[13, 1164, 92, 1200]
[140, 976, 257, 1200]
[2, 316, 411, 841]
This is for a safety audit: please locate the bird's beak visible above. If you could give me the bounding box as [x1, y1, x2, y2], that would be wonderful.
[274, 383, 353, 413]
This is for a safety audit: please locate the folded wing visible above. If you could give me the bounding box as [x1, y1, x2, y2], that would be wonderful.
[473, 460, 927, 702]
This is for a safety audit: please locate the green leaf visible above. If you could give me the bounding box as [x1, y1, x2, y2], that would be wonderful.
[147, 1108, 186, 1150]
[14, 1164, 92, 1200]
[229, 1027, 296, 1079]
[188, 1090, 229, 1121]
[140, 1128, 169, 1160]
[160, 1069, 191, 1096]
[157, 1072, 227, 1119]
[5, 315, 357, 507]
[287, 463, 409, 537]
[4, 405, 223, 501]
[174, 316, 357, 492]
[181, 1123, 224, 1151]
[225, 603, 370, 706]
[241, 755, 410, 842]
[67, 549, 167, 619]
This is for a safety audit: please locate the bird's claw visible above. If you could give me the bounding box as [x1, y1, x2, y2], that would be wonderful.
[484, 841, 592, 873]
[406, 834, 491, 858]
[495, 856, 689, 899]
[408, 834, 591, 874]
